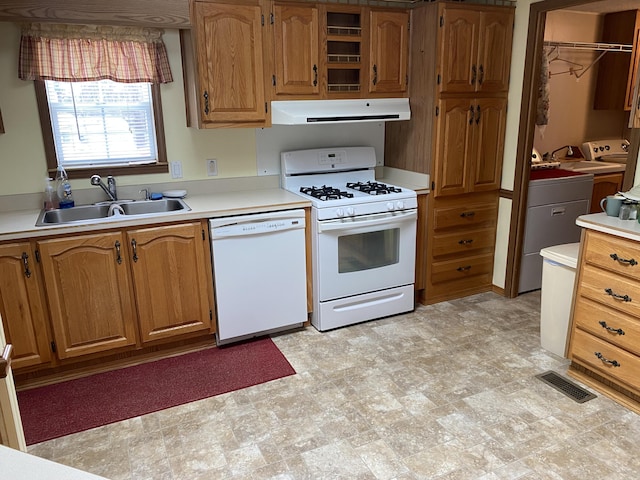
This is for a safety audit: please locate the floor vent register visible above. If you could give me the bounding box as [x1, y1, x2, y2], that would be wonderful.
[535, 371, 596, 403]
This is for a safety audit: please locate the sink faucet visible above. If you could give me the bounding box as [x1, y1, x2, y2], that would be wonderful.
[550, 145, 574, 161]
[90, 175, 118, 201]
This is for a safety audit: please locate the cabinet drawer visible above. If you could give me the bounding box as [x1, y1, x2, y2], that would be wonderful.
[430, 252, 493, 284]
[431, 227, 496, 258]
[433, 203, 497, 230]
[571, 328, 640, 394]
[578, 264, 640, 318]
[584, 230, 640, 281]
[574, 297, 640, 356]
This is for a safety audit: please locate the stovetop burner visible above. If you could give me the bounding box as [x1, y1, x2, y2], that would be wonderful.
[346, 181, 403, 195]
[300, 185, 354, 201]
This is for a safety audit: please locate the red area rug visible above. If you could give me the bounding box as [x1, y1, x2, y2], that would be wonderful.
[17, 337, 295, 445]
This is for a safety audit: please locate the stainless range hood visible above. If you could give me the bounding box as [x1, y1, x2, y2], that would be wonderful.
[271, 98, 410, 125]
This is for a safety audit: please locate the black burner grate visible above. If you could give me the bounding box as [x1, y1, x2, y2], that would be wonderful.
[300, 185, 354, 201]
[346, 181, 402, 195]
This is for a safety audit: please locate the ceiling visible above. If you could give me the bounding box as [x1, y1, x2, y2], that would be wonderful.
[566, 0, 640, 13]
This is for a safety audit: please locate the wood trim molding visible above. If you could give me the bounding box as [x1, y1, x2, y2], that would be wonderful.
[499, 188, 513, 200]
[0, 344, 12, 379]
[0, 0, 190, 28]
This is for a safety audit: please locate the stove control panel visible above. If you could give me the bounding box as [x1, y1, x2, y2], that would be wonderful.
[581, 139, 629, 161]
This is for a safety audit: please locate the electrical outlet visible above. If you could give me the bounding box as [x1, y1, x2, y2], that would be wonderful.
[170, 161, 183, 179]
[207, 159, 218, 176]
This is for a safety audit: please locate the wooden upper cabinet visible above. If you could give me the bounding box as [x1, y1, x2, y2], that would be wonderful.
[127, 222, 213, 343]
[189, 0, 268, 126]
[273, 3, 320, 96]
[439, 6, 513, 93]
[594, 10, 640, 111]
[38, 233, 137, 359]
[368, 9, 409, 95]
[0, 242, 51, 369]
[471, 97, 506, 192]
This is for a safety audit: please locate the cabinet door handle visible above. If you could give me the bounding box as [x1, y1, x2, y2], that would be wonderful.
[471, 64, 477, 85]
[131, 239, 138, 263]
[598, 321, 625, 336]
[478, 64, 484, 85]
[203, 91, 209, 115]
[595, 352, 620, 367]
[460, 211, 475, 218]
[604, 288, 631, 302]
[610, 253, 637, 266]
[372, 64, 378, 85]
[115, 241, 122, 264]
[21, 252, 31, 278]
[313, 64, 318, 87]
[469, 105, 474, 125]
[475, 105, 481, 124]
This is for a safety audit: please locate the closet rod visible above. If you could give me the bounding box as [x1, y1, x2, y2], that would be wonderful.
[544, 40, 632, 53]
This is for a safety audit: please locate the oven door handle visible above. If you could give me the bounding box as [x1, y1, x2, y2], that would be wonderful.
[318, 210, 417, 233]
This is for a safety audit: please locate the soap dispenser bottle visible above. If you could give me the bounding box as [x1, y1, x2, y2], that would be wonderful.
[55, 165, 75, 209]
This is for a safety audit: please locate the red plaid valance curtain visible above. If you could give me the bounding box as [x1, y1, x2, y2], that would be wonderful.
[18, 23, 173, 84]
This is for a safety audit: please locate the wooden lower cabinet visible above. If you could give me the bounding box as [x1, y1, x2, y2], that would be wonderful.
[127, 223, 213, 343]
[38, 232, 138, 359]
[589, 172, 624, 214]
[420, 191, 498, 305]
[0, 242, 52, 369]
[568, 229, 640, 413]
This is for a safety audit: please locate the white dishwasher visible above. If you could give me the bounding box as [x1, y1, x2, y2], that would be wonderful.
[209, 209, 308, 345]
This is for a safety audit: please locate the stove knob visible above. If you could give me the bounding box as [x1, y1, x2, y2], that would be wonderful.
[336, 208, 345, 217]
[387, 202, 396, 211]
[346, 207, 355, 216]
[396, 201, 405, 210]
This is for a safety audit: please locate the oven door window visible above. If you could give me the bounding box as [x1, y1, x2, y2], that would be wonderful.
[338, 228, 399, 273]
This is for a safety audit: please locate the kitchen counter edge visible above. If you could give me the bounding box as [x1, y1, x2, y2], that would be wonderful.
[577, 213, 640, 242]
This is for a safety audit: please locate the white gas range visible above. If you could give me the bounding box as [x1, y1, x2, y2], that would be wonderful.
[281, 146, 417, 331]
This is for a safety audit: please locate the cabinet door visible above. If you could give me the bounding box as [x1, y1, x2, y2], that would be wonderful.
[471, 97, 506, 192]
[273, 3, 320, 96]
[476, 10, 513, 93]
[0, 243, 51, 369]
[127, 223, 213, 343]
[590, 173, 624, 214]
[368, 9, 408, 95]
[433, 97, 474, 196]
[38, 233, 137, 359]
[192, 0, 267, 124]
[439, 8, 479, 93]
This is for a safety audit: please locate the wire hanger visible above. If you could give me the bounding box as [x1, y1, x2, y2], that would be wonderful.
[548, 46, 585, 77]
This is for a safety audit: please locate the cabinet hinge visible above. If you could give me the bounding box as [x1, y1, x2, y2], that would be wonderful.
[270, 12, 274, 25]
[437, 73, 441, 85]
[408, 18, 411, 32]
[272, 75, 276, 86]
[440, 15, 444, 27]
[435, 106, 439, 116]
[265, 102, 268, 113]
[431, 181, 435, 190]
[50, 341, 57, 353]
[209, 309, 213, 320]
[202, 229, 205, 241]
[35, 249, 41, 263]
[261, 14, 264, 26]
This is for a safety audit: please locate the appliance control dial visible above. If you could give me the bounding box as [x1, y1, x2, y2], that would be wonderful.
[396, 201, 405, 210]
[387, 202, 396, 211]
[336, 208, 344, 217]
[346, 207, 355, 216]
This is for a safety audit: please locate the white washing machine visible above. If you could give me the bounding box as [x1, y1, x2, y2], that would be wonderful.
[518, 169, 593, 293]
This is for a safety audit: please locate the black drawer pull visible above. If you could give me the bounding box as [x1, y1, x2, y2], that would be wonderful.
[21, 252, 31, 278]
[460, 211, 475, 218]
[456, 266, 472, 272]
[604, 288, 631, 302]
[595, 352, 620, 367]
[609, 253, 637, 266]
[458, 239, 474, 245]
[598, 321, 625, 336]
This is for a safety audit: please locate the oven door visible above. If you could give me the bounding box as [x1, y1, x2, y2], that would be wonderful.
[315, 209, 417, 301]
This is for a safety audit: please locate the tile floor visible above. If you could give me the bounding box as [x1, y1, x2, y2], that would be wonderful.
[28, 291, 640, 479]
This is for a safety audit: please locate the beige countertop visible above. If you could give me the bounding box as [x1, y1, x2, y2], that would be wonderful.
[1, 445, 107, 480]
[577, 212, 640, 242]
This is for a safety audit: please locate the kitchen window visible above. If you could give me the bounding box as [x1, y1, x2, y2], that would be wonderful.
[19, 23, 173, 179]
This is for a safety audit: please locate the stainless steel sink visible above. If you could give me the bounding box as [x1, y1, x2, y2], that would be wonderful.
[36, 199, 190, 226]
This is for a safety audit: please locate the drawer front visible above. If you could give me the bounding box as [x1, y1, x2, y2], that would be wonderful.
[579, 264, 640, 318]
[433, 203, 497, 230]
[574, 297, 640, 356]
[584, 230, 640, 281]
[571, 328, 640, 393]
[432, 227, 496, 258]
[430, 252, 494, 284]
